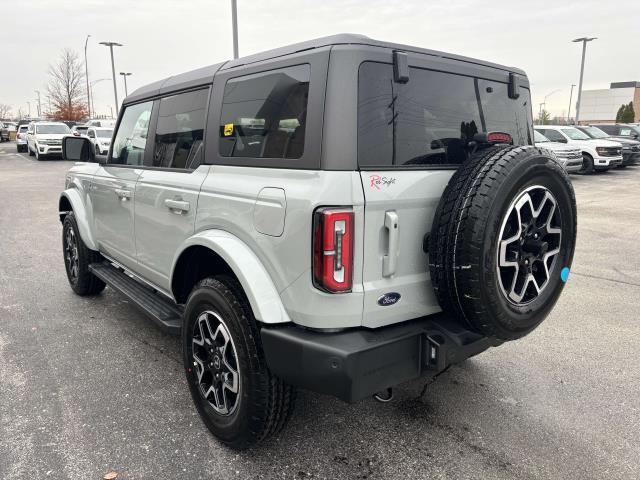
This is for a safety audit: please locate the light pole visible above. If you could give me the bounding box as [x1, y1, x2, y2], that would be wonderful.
[99, 41, 123, 116]
[34, 90, 42, 117]
[84, 35, 91, 118]
[540, 89, 561, 124]
[119, 72, 132, 97]
[27, 101, 31, 117]
[567, 84, 576, 124]
[572, 37, 597, 125]
[231, 0, 239, 59]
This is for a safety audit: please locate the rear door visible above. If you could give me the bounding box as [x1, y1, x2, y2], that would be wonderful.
[357, 58, 533, 328]
[133, 87, 211, 292]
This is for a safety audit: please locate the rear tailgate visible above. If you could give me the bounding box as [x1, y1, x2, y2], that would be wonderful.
[356, 58, 532, 329]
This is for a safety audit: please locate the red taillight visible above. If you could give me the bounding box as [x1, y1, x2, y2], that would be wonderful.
[16, 133, 21, 139]
[313, 208, 354, 293]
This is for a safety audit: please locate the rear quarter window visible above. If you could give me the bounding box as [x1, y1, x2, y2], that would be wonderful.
[218, 64, 310, 160]
[357, 62, 532, 169]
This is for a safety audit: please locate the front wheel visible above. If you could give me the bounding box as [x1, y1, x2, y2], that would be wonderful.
[62, 213, 106, 295]
[578, 153, 594, 174]
[182, 276, 296, 450]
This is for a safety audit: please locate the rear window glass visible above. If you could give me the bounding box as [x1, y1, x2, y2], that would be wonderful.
[358, 62, 532, 168]
[219, 64, 309, 159]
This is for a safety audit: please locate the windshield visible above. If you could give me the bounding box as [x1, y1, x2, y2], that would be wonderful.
[561, 128, 590, 140]
[97, 129, 113, 138]
[534, 131, 550, 143]
[19, 126, 28, 132]
[580, 126, 609, 139]
[35, 124, 70, 134]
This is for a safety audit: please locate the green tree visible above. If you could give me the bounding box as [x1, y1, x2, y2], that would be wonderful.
[616, 104, 626, 122]
[622, 102, 635, 123]
[538, 109, 551, 125]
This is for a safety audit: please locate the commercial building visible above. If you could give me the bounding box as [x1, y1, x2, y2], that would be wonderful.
[578, 81, 640, 124]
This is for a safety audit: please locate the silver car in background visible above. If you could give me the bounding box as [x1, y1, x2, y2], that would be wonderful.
[534, 130, 583, 173]
[16, 125, 29, 152]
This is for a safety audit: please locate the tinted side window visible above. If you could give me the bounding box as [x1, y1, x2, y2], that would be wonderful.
[539, 129, 565, 142]
[596, 125, 617, 135]
[152, 88, 208, 169]
[111, 101, 153, 166]
[219, 64, 310, 159]
[358, 62, 533, 168]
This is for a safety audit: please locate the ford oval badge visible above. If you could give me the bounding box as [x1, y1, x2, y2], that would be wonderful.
[377, 292, 401, 306]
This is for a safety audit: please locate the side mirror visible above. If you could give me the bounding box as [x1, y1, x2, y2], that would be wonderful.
[62, 136, 98, 162]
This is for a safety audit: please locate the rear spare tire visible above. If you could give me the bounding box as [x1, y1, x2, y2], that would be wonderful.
[429, 146, 576, 340]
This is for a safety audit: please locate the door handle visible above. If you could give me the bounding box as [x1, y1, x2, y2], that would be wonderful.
[382, 210, 399, 277]
[164, 198, 190, 214]
[114, 188, 131, 201]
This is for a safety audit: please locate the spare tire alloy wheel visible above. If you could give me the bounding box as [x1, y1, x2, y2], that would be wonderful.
[497, 185, 562, 305]
[191, 310, 240, 416]
[429, 146, 577, 341]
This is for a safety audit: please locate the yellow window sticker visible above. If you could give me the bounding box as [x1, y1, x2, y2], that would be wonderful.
[223, 123, 234, 136]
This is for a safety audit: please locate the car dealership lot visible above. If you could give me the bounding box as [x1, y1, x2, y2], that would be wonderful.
[0, 145, 638, 479]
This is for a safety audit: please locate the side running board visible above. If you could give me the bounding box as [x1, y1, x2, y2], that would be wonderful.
[89, 262, 182, 335]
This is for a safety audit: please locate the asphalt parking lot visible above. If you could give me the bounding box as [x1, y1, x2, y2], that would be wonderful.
[0, 143, 639, 480]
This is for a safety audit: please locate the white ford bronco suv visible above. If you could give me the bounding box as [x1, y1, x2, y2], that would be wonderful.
[59, 34, 576, 449]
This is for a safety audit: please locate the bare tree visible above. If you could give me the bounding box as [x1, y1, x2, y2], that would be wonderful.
[0, 103, 12, 119]
[47, 48, 88, 121]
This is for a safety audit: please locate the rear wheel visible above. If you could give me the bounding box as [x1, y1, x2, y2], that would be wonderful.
[578, 153, 594, 174]
[429, 146, 576, 341]
[183, 276, 296, 449]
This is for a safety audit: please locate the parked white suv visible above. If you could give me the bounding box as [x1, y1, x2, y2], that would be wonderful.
[58, 35, 577, 449]
[535, 125, 623, 174]
[26, 121, 70, 160]
[534, 130, 582, 173]
[86, 126, 113, 155]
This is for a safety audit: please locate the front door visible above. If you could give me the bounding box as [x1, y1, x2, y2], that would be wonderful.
[133, 88, 210, 292]
[90, 100, 154, 271]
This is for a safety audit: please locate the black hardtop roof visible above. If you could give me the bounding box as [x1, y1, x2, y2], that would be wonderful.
[125, 34, 525, 104]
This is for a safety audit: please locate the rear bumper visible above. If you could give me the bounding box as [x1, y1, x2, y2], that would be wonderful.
[261, 315, 501, 403]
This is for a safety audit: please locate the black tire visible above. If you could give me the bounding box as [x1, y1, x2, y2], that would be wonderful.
[578, 153, 594, 174]
[62, 213, 106, 296]
[95, 144, 100, 156]
[429, 146, 577, 341]
[35, 148, 42, 161]
[182, 276, 296, 450]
